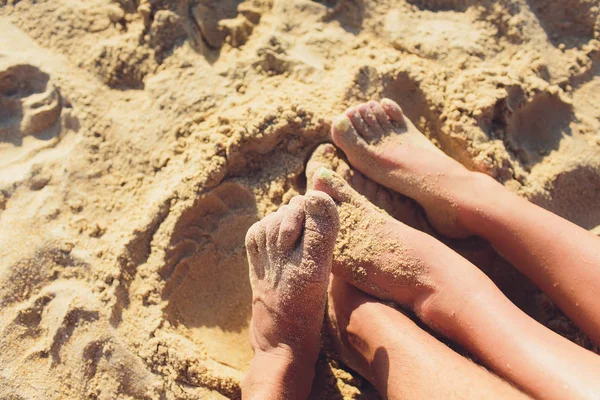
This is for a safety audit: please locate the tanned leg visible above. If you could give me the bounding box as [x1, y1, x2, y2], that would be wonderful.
[327, 276, 529, 400]
[313, 169, 600, 400]
[330, 98, 600, 346]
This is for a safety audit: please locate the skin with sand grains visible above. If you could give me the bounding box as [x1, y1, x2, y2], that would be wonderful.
[244, 99, 600, 400]
[326, 99, 600, 400]
[243, 191, 339, 400]
[3, 1, 600, 398]
[330, 98, 484, 238]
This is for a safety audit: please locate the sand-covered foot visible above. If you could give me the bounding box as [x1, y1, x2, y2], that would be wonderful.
[312, 167, 449, 308]
[306, 143, 430, 232]
[242, 191, 340, 400]
[307, 145, 534, 312]
[331, 99, 485, 237]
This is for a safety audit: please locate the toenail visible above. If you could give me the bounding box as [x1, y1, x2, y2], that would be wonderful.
[323, 144, 335, 154]
[333, 116, 351, 132]
[317, 167, 333, 180]
[381, 98, 402, 111]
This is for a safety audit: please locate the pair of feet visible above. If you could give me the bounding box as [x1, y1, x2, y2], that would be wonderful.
[243, 99, 495, 398]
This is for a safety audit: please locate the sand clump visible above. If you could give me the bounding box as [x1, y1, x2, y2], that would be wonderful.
[0, 0, 599, 398]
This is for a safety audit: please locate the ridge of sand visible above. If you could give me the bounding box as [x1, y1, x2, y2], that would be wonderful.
[0, 0, 599, 398]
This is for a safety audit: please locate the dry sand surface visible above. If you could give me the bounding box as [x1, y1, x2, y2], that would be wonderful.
[1, 0, 600, 398]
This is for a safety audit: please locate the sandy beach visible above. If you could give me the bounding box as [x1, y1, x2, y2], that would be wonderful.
[1, 0, 599, 398]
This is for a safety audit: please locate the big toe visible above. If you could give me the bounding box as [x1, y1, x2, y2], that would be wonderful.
[312, 167, 370, 209]
[306, 143, 352, 189]
[306, 143, 336, 188]
[380, 98, 406, 125]
[331, 114, 369, 157]
[301, 191, 339, 273]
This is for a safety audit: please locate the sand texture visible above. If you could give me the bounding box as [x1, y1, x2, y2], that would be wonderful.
[1, 0, 599, 398]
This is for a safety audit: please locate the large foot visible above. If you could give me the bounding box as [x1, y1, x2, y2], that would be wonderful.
[306, 144, 535, 314]
[306, 143, 430, 233]
[331, 98, 491, 238]
[243, 192, 339, 400]
[311, 167, 460, 308]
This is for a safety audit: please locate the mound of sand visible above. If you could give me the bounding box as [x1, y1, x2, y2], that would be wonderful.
[0, 0, 599, 398]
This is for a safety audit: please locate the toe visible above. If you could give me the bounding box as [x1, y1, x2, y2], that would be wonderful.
[265, 209, 286, 254]
[245, 222, 261, 261]
[362, 177, 379, 201]
[312, 168, 369, 209]
[246, 220, 268, 280]
[331, 114, 369, 155]
[256, 212, 276, 252]
[306, 143, 354, 187]
[255, 219, 268, 250]
[358, 103, 384, 138]
[278, 196, 306, 251]
[349, 170, 366, 192]
[345, 106, 375, 140]
[306, 143, 336, 188]
[368, 100, 394, 131]
[337, 161, 353, 183]
[302, 191, 340, 276]
[380, 98, 406, 125]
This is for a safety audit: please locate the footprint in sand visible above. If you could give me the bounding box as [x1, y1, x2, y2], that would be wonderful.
[160, 181, 259, 370]
[528, 0, 599, 48]
[384, 6, 489, 62]
[0, 63, 62, 144]
[184, 0, 268, 50]
[0, 281, 162, 399]
[0, 61, 66, 182]
[503, 90, 575, 166]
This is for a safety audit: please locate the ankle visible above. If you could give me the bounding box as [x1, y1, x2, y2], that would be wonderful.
[455, 172, 512, 235]
[243, 346, 317, 400]
[411, 264, 493, 341]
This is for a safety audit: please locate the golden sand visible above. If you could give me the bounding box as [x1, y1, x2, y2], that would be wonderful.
[1, 0, 599, 398]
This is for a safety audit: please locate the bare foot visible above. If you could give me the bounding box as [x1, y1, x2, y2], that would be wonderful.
[242, 191, 339, 400]
[306, 143, 429, 233]
[331, 98, 490, 238]
[307, 144, 536, 315]
[311, 167, 465, 308]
